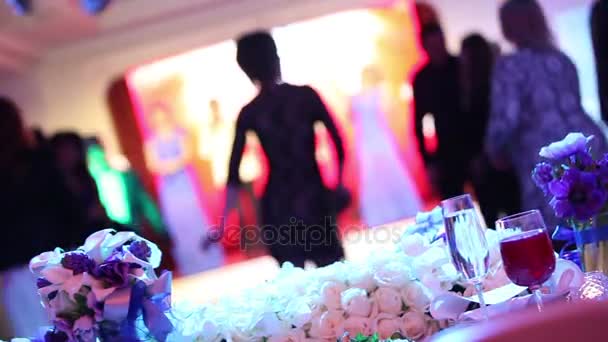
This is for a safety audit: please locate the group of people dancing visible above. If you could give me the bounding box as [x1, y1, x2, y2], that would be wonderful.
[414, 0, 608, 230]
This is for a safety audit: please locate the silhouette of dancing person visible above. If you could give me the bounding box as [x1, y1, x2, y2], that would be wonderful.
[220, 31, 345, 267]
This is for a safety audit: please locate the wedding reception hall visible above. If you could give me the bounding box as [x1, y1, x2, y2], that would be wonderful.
[1, 0, 608, 341]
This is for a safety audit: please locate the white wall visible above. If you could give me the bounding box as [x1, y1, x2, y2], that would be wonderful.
[0, 72, 44, 127]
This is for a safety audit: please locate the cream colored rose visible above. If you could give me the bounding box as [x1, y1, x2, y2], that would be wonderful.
[347, 267, 376, 292]
[267, 329, 306, 342]
[401, 281, 432, 311]
[400, 311, 428, 340]
[374, 262, 413, 288]
[341, 288, 372, 317]
[376, 316, 401, 339]
[320, 281, 347, 310]
[400, 233, 430, 257]
[309, 310, 345, 340]
[374, 287, 403, 315]
[278, 298, 312, 328]
[342, 316, 373, 337]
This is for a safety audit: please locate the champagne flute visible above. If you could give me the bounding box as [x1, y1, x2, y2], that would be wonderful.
[442, 194, 490, 319]
[496, 210, 556, 312]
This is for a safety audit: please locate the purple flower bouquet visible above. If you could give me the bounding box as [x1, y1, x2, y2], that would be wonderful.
[29, 229, 173, 342]
[533, 133, 608, 274]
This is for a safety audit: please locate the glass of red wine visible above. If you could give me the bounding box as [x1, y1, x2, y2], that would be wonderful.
[496, 210, 556, 312]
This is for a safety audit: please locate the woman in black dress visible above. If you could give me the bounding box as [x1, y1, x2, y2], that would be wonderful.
[223, 31, 345, 267]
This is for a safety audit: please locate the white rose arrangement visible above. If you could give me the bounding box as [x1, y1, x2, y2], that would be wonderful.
[170, 215, 469, 342]
[16, 208, 583, 342]
[168, 206, 520, 342]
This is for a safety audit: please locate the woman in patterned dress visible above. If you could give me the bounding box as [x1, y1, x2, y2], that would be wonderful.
[485, 0, 608, 230]
[221, 31, 346, 267]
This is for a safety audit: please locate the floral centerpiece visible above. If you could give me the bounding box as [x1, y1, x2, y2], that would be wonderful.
[29, 229, 173, 342]
[532, 132, 608, 274]
[168, 212, 513, 342]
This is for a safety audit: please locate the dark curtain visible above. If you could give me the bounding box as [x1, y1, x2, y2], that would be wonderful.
[592, 0, 608, 122]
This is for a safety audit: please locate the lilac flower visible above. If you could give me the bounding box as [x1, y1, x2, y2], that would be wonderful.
[93, 259, 129, 288]
[548, 169, 607, 221]
[539, 133, 594, 160]
[532, 162, 554, 193]
[128, 240, 152, 261]
[37, 277, 52, 289]
[61, 252, 95, 275]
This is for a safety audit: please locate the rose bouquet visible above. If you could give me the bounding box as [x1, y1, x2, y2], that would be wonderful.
[532, 132, 608, 274]
[29, 229, 172, 342]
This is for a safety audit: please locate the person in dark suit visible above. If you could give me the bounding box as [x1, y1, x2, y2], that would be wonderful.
[413, 23, 472, 199]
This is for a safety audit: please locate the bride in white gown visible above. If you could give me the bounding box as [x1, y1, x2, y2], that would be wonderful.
[351, 66, 422, 226]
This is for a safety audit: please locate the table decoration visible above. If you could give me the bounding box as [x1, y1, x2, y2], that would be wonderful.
[14, 205, 597, 342]
[532, 132, 608, 274]
[29, 229, 172, 342]
[167, 209, 523, 341]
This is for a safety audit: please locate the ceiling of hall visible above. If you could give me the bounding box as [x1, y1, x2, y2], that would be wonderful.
[0, 0, 225, 73]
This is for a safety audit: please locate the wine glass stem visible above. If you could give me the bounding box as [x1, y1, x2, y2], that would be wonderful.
[532, 286, 543, 312]
[474, 281, 489, 320]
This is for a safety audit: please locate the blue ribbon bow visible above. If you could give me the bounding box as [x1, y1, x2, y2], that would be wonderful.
[104, 271, 173, 341]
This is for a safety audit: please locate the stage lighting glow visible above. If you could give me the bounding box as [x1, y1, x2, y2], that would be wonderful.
[273, 10, 384, 95]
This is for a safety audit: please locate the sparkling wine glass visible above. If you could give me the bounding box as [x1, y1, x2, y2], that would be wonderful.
[496, 210, 556, 312]
[442, 194, 490, 319]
